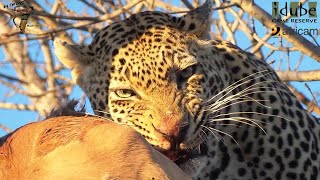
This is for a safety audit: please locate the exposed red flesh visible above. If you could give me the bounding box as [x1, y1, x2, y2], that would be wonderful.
[165, 151, 180, 161]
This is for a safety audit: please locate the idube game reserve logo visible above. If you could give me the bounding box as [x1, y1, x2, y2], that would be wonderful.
[3, 1, 40, 32]
[271, 1, 319, 36]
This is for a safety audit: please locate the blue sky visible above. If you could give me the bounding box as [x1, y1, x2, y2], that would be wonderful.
[0, 0, 319, 136]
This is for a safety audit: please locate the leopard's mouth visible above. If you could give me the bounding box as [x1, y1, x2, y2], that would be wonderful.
[151, 124, 207, 165]
[173, 148, 203, 165]
[154, 146, 188, 162]
[163, 149, 193, 162]
[156, 142, 207, 166]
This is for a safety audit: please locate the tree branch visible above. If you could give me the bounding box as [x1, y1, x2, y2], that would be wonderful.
[215, 0, 236, 44]
[276, 70, 320, 82]
[0, 79, 31, 96]
[0, 35, 49, 45]
[0, 73, 28, 84]
[288, 85, 320, 115]
[0, 124, 12, 133]
[181, 0, 194, 10]
[41, 40, 55, 90]
[20, 0, 144, 36]
[79, 0, 104, 14]
[0, 102, 37, 111]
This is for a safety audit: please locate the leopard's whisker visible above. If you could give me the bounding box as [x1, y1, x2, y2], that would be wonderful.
[201, 125, 240, 148]
[93, 110, 111, 115]
[205, 84, 289, 111]
[211, 123, 242, 127]
[206, 98, 270, 115]
[208, 79, 273, 106]
[201, 125, 229, 149]
[207, 117, 266, 125]
[200, 129, 208, 139]
[205, 79, 285, 114]
[205, 70, 271, 101]
[211, 111, 291, 122]
[205, 70, 274, 104]
[207, 84, 290, 111]
[206, 83, 281, 110]
[207, 118, 263, 131]
[207, 117, 268, 134]
[199, 129, 209, 144]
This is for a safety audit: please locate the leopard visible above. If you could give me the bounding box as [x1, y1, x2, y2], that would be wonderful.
[54, 0, 320, 179]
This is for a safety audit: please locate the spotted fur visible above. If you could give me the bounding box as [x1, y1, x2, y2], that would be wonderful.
[54, 0, 320, 179]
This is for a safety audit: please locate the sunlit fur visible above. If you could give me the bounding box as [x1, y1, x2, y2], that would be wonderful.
[55, 1, 320, 179]
[0, 115, 190, 179]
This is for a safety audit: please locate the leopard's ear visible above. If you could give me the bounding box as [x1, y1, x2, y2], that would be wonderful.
[54, 40, 94, 86]
[175, 0, 212, 39]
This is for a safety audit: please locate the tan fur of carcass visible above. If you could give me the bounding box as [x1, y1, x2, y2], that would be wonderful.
[0, 115, 190, 180]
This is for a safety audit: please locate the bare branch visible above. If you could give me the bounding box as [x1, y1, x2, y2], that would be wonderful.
[79, 0, 104, 14]
[276, 70, 320, 82]
[22, 0, 144, 36]
[0, 124, 12, 133]
[288, 85, 320, 115]
[215, 0, 236, 44]
[41, 40, 55, 89]
[0, 73, 27, 84]
[32, 11, 104, 22]
[0, 79, 31, 96]
[181, 0, 194, 10]
[213, 3, 237, 11]
[0, 102, 37, 111]
[0, 35, 49, 44]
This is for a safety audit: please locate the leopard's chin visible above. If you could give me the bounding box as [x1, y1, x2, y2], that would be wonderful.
[154, 141, 207, 168]
[174, 141, 207, 165]
[153, 144, 201, 164]
[152, 131, 207, 164]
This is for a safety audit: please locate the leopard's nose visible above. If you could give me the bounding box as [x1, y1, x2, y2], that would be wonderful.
[154, 121, 189, 149]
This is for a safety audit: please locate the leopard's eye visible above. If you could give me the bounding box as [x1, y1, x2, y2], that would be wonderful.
[180, 64, 197, 79]
[114, 89, 136, 98]
[177, 64, 197, 82]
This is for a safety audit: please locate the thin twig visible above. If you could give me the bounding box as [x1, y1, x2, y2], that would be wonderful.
[26, 0, 144, 36]
[288, 85, 320, 115]
[0, 102, 37, 111]
[0, 124, 12, 133]
[0, 73, 28, 84]
[0, 35, 49, 44]
[181, 0, 194, 10]
[305, 83, 318, 113]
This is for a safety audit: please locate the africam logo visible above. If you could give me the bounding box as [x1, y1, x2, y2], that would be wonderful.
[271, 26, 320, 36]
[3, 1, 39, 32]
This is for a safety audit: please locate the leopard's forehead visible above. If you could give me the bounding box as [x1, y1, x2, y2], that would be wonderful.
[89, 11, 199, 91]
[90, 11, 179, 52]
[54, 0, 213, 101]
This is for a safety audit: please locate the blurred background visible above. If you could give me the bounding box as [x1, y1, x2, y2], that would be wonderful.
[0, 0, 319, 136]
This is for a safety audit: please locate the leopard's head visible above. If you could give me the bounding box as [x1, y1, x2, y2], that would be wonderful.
[55, 0, 232, 160]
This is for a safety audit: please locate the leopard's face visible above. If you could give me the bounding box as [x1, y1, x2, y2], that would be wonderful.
[105, 27, 227, 156]
[54, 2, 222, 157]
